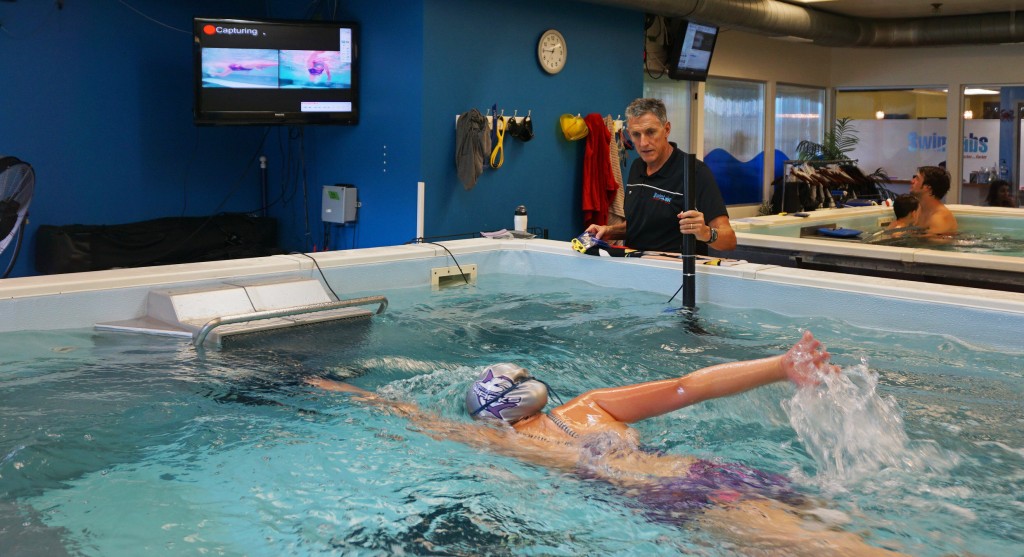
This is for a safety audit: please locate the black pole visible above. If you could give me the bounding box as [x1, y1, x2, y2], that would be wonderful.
[259, 155, 268, 217]
[681, 153, 696, 310]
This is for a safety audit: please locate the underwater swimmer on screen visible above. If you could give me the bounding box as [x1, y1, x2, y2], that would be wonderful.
[307, 331, 907, 556]
[306, 51, 332, 83]
[206, 60, 278, 77]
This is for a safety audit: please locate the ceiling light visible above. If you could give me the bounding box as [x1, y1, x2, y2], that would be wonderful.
[875, 111, 885, 120]
[964, 110, 974, 119]
[946, 88, 1000, 96]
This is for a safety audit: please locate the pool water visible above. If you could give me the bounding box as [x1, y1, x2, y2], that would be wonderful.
[866, 214, 1024, 255]
[745, 211, 1024, 256]
[1, 274, 1022, 556]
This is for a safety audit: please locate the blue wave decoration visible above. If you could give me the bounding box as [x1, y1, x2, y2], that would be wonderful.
[704, 148, 766, 205]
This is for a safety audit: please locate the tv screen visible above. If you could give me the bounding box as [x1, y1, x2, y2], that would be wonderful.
[193, 17, 359, 125]
[667, 20, 718, 82]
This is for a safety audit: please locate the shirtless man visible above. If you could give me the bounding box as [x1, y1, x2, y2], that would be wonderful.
[910, 165, 958, 236]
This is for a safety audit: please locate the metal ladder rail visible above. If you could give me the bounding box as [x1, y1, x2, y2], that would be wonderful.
[192, 295, 389, 347]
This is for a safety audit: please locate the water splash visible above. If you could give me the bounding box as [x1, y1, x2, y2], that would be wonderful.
[782, 360, 912, 488]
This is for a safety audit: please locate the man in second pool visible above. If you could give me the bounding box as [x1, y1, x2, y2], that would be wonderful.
[910, 165, 958, 236]
[307, 331, 906, 556]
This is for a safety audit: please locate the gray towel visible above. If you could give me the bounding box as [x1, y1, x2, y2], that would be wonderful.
[455, 109, 491, 190]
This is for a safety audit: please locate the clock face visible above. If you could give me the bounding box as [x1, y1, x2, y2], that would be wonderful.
[538, 29, 566, 74]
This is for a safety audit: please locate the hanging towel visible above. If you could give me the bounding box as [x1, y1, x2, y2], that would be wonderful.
[455, 109, 492, 190]
[581, 113, 617, 227]
[605, 115, 626, 245]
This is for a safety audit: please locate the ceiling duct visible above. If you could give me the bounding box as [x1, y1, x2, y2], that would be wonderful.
[577, 0, 1024, 47]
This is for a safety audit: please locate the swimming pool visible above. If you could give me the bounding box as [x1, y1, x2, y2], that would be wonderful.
[728, 205, 1024, 292]
[2, 240, 1023, 555]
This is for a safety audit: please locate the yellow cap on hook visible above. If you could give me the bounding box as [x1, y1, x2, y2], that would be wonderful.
[559, 113, 589, 141]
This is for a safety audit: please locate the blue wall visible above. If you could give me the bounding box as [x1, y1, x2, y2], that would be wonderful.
[420, 0, 640, 240]
[0, 0, 640, 278]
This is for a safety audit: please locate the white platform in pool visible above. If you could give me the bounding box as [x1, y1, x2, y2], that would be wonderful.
[93, 276, 384, 347]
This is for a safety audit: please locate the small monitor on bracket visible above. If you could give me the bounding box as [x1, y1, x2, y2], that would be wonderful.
[667, 20, 719, 82]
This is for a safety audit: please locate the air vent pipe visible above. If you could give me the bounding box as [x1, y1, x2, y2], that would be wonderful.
[578, 0, 1024, 47]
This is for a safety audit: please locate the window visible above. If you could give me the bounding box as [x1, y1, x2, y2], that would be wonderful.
[835, 87, 947, 189]
[704, 78, 764, 204]
[643, 75, 690, 152]
[775, 83, 825, 168]
[960, 85, 1019, 207]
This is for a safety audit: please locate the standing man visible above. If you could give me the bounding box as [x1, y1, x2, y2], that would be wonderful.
[586, 98, 735, 255]
[910, 165, 958, 236]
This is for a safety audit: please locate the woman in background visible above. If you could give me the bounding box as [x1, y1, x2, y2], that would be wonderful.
[986, 179, 1016, 207]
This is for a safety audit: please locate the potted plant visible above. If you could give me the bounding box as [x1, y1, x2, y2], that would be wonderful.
[795, 116, 859, 161]
[793, 117, 891, 204]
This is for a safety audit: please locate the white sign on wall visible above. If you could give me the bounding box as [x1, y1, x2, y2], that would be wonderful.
[849, 119, 999, 181]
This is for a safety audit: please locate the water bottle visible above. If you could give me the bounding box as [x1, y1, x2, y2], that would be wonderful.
[1000, 159, 1009, 180]
[514, 205, 528, 232]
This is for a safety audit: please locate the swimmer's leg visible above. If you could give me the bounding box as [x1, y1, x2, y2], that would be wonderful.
[699, 498, 908, 557]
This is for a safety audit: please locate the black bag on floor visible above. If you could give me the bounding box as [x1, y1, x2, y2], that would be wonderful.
[35, 214, 280, 275]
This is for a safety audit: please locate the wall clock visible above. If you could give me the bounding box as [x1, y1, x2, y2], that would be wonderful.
[538, 29, 566, 74]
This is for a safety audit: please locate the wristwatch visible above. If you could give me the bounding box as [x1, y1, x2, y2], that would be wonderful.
[706, 227, 718, 244]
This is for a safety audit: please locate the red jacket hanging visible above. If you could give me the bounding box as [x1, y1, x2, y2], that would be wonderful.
[581, 113, 618, 227]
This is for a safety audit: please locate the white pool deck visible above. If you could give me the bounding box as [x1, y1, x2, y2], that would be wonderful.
[2, 238, 1023, 350]
[730, 204, 1024, 274]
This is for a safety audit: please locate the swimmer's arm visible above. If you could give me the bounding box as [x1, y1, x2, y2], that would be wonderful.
[305, 377, 580, 469]
[305, 377, 420, 416]
[306, 376, 374, 395]
[583, 331, 835, 423]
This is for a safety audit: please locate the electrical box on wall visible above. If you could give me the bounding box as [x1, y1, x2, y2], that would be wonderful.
[322, 184, 358, 224]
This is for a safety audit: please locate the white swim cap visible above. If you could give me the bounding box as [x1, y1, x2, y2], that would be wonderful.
[466, 363, 548, 423]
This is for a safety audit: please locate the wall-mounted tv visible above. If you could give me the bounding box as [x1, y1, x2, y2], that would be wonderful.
[193, 17, 359, 125]
[667, 20, 718, 82]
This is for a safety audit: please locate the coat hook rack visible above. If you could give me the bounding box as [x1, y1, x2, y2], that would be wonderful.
[455, 108, 532, 129]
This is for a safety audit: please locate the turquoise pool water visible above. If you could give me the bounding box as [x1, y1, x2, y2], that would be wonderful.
[1, 274, 1022, 556]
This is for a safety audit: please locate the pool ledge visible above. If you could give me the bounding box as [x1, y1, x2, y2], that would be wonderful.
[3, 238, 1024, 336]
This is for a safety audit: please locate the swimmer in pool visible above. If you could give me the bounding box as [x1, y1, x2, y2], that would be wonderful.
[307, 330, 905, 556]
[306, 51, 332, 83]
[207, 60, 278, 77]
[880, 193, 924, 240]
[887, 194, 919, 231]
[910, 165, 957, 237]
